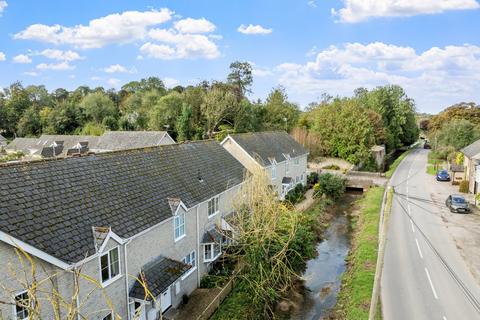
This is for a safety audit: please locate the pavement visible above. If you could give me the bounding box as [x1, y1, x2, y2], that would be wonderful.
[381, 148, 480, 320]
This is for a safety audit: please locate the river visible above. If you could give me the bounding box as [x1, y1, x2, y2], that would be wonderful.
[290, 193, 359, 320]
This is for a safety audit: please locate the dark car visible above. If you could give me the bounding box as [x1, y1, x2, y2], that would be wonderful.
[436, 170, 450, 181]
[424, 142, 431, 149]
[445, 195, 470, 213]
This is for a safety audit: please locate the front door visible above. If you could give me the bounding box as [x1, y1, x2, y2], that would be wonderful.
[161, 287, 172, 313]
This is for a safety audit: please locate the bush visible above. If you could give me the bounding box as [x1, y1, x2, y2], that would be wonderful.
[322, 164, 341, 170]
[459, 180, 469, 193]
[313, 173, 347, 200]
[284, 183, 307, 205]
[307, 172, 319, 188]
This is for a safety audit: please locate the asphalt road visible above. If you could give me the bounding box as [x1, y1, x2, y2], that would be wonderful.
[381, 149, 480, 320]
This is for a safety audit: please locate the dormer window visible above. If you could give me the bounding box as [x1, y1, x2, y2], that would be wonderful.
[174, 212, 186, 241]
[208, 196, 219, 217]
[100, 247, 120, 286]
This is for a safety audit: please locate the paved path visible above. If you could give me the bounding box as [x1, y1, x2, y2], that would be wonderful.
[295, 189, 315, 212]
[381, 149, 480, 320]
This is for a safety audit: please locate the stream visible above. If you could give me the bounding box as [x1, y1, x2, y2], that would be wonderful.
[290, 193, 360, 320]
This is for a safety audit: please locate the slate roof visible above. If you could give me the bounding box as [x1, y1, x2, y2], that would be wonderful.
[130, 256, 190, 300]
[6, 135, 98, 157]
[0, 140, 246, 264]
[202, 227, 223, 244]
[226, 131, 308, 167]
[461, 139, 480, 158]
[94, 131, 173, 151]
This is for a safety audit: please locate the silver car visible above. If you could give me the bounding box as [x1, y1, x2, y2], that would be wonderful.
[445, 195, 470, 213]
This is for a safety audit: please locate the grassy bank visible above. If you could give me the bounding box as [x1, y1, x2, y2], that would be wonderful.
[385, 149, 412, 178]
[332, 186, 385, 320]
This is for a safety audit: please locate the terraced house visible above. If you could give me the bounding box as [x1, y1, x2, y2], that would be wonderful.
[0, 141, 245, 320]
[221, 131, 309, 200]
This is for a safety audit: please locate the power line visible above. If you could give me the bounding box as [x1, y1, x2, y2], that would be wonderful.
[392, 194, 480, 314]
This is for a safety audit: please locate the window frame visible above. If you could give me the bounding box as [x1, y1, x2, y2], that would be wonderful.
[203, 243, 222, 262]
[174, 212, 186, 242]
[207, 196, 220, 218]
[181, 250, 197, 280]
[99, 247, 121, 287]
[13, 290, 30, 320]
[271, 165, 277, 180]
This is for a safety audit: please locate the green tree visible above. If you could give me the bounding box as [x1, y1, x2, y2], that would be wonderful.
[227, 61, 253, 100]
[201, 87, 238, 138]
[80, 92, 117, 124]
[17, 106, 41, 136]
[176, 104, 193, 142]
[437, 119, 480, 150]
[263, 87, 300, 132]
[148, 91, 183, 134]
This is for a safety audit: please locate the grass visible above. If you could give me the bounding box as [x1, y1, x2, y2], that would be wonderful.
[333, 186, 385, 320]
[426, 164, 436, 175]
[385, 149, 412, 178]
[210, 281, 261, 320]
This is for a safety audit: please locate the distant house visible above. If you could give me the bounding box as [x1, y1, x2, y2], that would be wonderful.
[461, 139, 480, 195]
[221, 131, 309, 200]
[4, 131, 175, 160]
[94, 131, 175, 152]
[0, 141, 245, 319]
[0, 134, 7, 148]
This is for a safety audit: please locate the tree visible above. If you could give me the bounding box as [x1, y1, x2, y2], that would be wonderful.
[80, 92, 117, 124]
[175, 104, 193, 141]
[263, 87, 300, 132]
[201, 87, 238, 138]
[227, 61, 253, 100]
[17, 106, 41, 136]
[436, 119, 480, 150]
[148, 91, 183, 134]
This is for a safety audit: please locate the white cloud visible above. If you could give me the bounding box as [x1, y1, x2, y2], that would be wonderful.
[333, 0, 480, 23]
[273, 42, 480, 112]
[174, 18, 216, 33]
[13, 54, 32, 64]
[103, 64, 136, 73]
[249, 61, 273, 77]
[141, 28, 220, 59]
[40, 49, 83, 61]
[91, 76, 102, 81]
[36, 61, 75, 71]
[307, 1, 317, 8]
[0, 52, 6, 61]
[24, 71, 39, 76]
[0, 1, 7, 15]
[14, 8, 173, 49]
[163, 77, 180, 87]
[107, 78, 120, 87]
[238, 24, 273, 35]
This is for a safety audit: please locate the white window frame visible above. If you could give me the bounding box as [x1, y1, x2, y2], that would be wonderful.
[99, 247, 121, 287]
[181, 250, 197, 280]
[208, 196, 219, 218]
[294, 157, 299, 165]
[203, 243, 222, 263]
[13, 290, 30, 320]
[174, 212, 186, 242]
[271, 165, 277, 180]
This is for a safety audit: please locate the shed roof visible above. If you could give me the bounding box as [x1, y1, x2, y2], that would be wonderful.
[461, 139, 480, 158]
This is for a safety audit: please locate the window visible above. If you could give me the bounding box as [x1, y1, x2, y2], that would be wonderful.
[14, 291, 29, 320]
[208, 197, 219, 217]
[271, 165, 277, 179]
[102, 313, 113, 320]
[100, 247, 120, 284]
[294, 157, 299, 165]
[286, 160, 289, 174]
[204, 243, 221, 262]
[182, 251, 196, 269]
[174, 213, 185, 241]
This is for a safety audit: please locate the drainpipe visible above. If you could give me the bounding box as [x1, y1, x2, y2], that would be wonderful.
[196, 205, 201, 287]
[75, 267, 80, 320]
[124, 239, 132, 320]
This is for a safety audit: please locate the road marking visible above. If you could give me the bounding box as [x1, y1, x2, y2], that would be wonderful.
[415, 238, 423, 259]
[425, 267, 439, 299]
[410, 219, 415, 232]
[443, 316, 447, 320]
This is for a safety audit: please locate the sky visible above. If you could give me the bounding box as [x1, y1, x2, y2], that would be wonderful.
[0, 0, 480, 113]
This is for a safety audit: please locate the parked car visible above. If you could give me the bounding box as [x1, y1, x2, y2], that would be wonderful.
[424, 141, 431, 149]
[436, 170, 450, 181]
[445, 195, 470, 213]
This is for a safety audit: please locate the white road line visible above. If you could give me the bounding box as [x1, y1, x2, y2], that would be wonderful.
[425, 267, 439, 300]
[410, 219, 415, 232]
[415, 238, 423, 259]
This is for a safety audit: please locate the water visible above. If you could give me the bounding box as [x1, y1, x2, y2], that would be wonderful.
[291, 194, 358, 320]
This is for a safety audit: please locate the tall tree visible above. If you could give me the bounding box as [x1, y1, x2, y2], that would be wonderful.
[201, 87, 238, 138]
[227, 61, 253, 100]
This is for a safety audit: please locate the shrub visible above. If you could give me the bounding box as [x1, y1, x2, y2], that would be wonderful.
[307, 172, 319, 188]
[459, 180, 469, 193]
[313, 173, 347, 200]
[322, 164, 341, 170]
[284, 183, 307, 205]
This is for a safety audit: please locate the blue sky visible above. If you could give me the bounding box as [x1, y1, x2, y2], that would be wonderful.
[1, 0, 480, 113]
